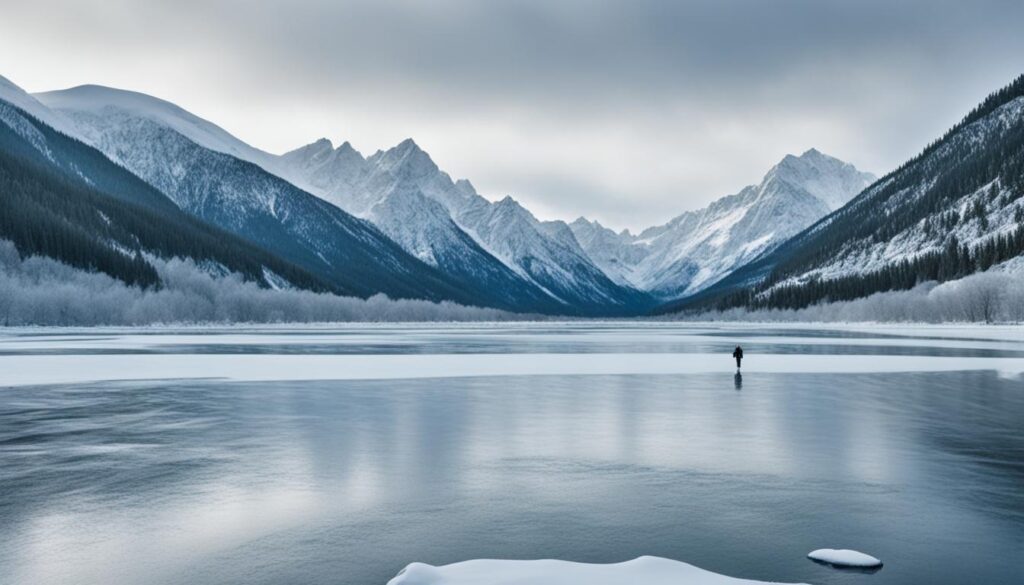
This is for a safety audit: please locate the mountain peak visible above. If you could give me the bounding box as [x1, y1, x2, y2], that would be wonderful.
[282, 137, 336, 162]
[37, 84, 192, 120]
[774, 148, 852, 175]
[495, 195, 523, 211]
[369, 137, 439, 182]
[454, 178, 477, 195]
[395, 137, 422, 152]
[766, 148, 875, 211]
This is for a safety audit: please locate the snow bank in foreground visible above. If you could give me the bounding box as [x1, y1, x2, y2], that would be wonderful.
[807, 549, 882, 568]
[387, 556, 807, 585]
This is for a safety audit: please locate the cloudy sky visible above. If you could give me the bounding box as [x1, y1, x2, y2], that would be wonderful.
[2, 0, 1022, 231]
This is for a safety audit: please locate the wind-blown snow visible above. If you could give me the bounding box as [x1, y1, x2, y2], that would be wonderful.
[387, 556, 807, 585]
[807, 549, 882, 568]
[34, 84, 284, 175]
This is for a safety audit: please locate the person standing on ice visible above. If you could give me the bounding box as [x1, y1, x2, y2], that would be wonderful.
[732, 345, 744, 371]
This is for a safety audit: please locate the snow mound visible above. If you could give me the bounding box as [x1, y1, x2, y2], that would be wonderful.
[387, 556, 808, 585]
[807, 549, 882, 568]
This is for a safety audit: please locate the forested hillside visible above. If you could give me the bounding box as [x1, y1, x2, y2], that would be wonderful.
[0, 101, 332, 292]
[662, 74, 1024, 314]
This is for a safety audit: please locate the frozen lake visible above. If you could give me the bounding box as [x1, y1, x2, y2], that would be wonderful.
[0, 323, 1022, 585]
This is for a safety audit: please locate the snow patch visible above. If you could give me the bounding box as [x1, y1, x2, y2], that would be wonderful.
[807, 549, 882, 568]
[387, 556, 808, 585]
[261, 267, 292, 291]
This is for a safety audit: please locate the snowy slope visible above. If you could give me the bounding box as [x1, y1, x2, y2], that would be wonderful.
[571, 149, 875, 299]
[34, 86, 476, 304]
[455, 194, 649, 309]
[278, 139, 567, 311]
[366, 187, 561, 311]
[278, 138, 370, 207]
[795, 99, 1024, 283]
[36, 84, 284, 174]
[0, 75, 81, 140]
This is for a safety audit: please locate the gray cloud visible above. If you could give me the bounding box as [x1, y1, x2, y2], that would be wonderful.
[3, 0, 1023, 230]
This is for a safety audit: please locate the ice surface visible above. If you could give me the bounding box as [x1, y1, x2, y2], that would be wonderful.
[807, 549, 882, 568]
[2, 323, 1022, 387]
[3, 322, 1022, 350]
[387, 556, 807, 585]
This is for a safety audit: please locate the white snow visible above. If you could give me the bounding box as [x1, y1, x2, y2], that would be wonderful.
[0, 74, 82, 139]
[2, 326, 1022, 352]
[387, 556, 807, 585]
[807, 549, 882, 568]
[260, 267, 292, 291]
[0, 352, 1021, 388]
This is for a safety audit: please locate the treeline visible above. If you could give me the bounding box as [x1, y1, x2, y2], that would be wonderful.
[685, 268, 1024, 324]
[0, 118, 333, 293]
[0, 240, 524, 326]
[720, 222, 1024, 311]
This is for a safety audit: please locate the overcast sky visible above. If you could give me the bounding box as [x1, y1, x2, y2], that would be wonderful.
[2, 0, 1022, 231]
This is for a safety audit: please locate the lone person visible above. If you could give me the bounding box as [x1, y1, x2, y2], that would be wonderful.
[732, 345, 744, 371]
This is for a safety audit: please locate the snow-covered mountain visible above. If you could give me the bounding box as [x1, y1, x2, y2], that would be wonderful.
[570, 149, 876, 299]
[276, 137, 653, 313]
[0, 81, 333, 294]
[17, 76, 878, 314]
[36, 83, 284, 173]
[277, 138, 575, 312]
[33, 85, 476, 304]
[663, 74, 1024, 314]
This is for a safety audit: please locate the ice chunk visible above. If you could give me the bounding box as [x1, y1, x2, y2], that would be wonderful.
[807, 549, 882, 568]
[387, 556, 808, 585]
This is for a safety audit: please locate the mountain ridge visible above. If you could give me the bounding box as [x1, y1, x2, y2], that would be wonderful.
[34, 83, 482, 304]
[569, 149, 876, 299]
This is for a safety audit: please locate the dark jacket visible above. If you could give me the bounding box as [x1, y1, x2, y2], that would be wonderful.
[732, 347, 744, 359]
